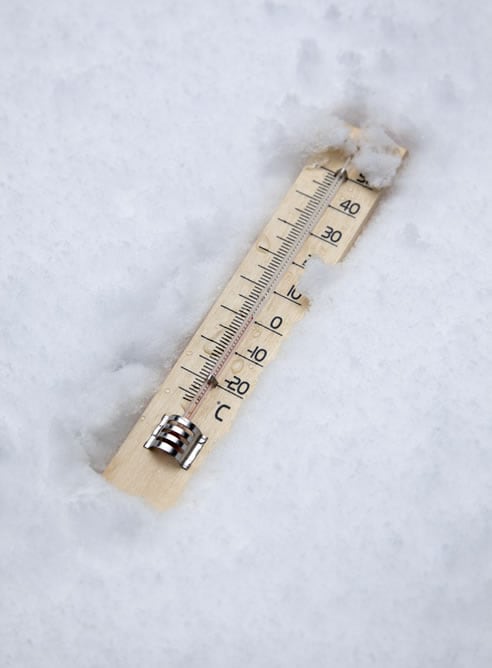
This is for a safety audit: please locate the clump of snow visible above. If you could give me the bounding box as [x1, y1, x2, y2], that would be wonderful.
[298, 256, 342, 301]
[258, 104, 403, 188]
[352, 125, 403, 187]
[304, 121, 403, 188]
[256, 102, 356, 177]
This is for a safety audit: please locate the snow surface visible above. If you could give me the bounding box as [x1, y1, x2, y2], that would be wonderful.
[1, 1, 491, 666]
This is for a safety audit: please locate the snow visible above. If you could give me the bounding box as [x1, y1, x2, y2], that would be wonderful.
[305, 121, 404, 188]
[1, 1, 491, 666]
[351, 125, 403, 187]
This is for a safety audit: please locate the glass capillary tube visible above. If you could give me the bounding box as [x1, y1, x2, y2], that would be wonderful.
[185, 155, 352, 420]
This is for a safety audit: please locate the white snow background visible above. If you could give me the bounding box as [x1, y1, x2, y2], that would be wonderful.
[1, 1, 491, 666]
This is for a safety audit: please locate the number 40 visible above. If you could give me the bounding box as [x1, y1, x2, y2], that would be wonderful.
[340, 199, 360, 215]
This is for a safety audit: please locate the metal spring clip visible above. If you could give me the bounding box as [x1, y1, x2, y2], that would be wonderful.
[143, 414, 207, 470]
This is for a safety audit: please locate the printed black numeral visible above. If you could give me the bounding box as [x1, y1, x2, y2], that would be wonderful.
[287, 285, 302, 301]
[247, 346, 267, 362]
[224, 375, 250, 395]
[340, 199, 361, 215]
[321, 226, 343, 243]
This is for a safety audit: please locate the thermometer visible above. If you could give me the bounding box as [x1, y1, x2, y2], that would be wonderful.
[104, 125, 406, 509]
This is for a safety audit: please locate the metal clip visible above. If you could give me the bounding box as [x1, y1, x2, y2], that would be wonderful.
[143, 414, 207, 470]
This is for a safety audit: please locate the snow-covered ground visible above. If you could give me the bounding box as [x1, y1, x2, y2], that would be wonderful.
[1, 1, 491, 666]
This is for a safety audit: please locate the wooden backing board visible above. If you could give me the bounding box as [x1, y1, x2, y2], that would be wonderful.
[104, 134, 407, 510]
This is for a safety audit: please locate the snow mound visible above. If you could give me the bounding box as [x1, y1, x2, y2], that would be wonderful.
[352, 125, 403, 188]
[306, 119, 403, 188]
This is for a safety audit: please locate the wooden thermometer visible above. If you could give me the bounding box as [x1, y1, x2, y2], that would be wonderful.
[104, 126, 406, 510]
